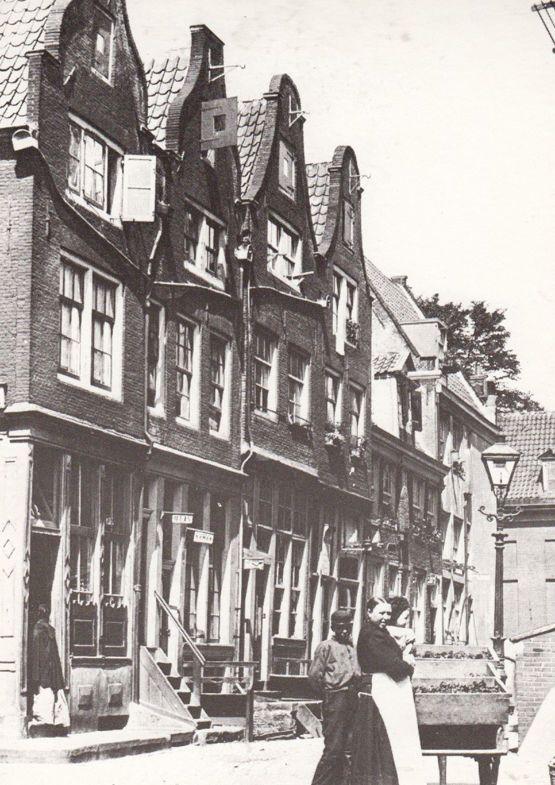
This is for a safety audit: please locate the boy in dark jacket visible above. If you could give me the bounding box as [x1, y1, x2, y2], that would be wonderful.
[308, 609, 361, 785]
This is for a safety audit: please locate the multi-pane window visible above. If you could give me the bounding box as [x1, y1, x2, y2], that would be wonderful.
[184, 208, 200, 262]
[277, 485, 293, 532]
[254, 330, 277, 414]
[279, 140, 296, 199]
[91, 275, 116, 389]
[293, 491, 308, 536]
[332, 268, 359, 352]
[205, 221, 219, 275]
[209, 335, 228, 434]
[208, 495, 226, 642]
[31, 446, 59, 528]
[147, 303, 164, 410]
[59, 262, 84, 377]
[349, 384, 364, 440]
[101, 466, 127, 596]
[92, 7, 113, 80]
[426, 486, 438, 526]
[69, 459, 96, 593]
[381, 462, 393, 513]
[325, 370, 341, 426]
[346, 281, 357, 323]
[343, 200, 355, 247]
[332, 272, 341, 334]
[289, 540, 304, 636]
[59, 259, 121, 395]
[412, 477, 426, 519]
[68, 121, 121, 216]
[176, 320, 196, 422]
[288, 348, 309, 423]
[258, 477, 273, 529]
[267, 216, 301, 280]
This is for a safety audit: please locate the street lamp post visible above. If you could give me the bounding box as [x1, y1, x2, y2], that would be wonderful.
[479, 442, 521, 670]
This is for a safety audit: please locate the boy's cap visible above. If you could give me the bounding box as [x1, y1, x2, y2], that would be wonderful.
[331, 609, 353, 626]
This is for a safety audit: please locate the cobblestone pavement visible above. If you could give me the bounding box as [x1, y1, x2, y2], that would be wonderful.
[0, 738, 538, 785]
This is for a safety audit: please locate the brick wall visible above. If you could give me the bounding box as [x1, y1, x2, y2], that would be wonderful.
[515, 635, 555, 740]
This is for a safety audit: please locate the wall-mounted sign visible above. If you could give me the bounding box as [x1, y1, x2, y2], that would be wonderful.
[243, 548, 272, 570]
[193, 529, 214, 545]
[171, 513, 194, 525]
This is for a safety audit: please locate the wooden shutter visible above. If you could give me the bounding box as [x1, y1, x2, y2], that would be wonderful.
[201, 98, 238, 150]
[121, 155, 156, 222]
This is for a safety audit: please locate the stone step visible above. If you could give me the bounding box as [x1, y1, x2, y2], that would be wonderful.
[156, 661, 172, 676]
[193, 724, 245, 745]
[177, 690, 191, 705]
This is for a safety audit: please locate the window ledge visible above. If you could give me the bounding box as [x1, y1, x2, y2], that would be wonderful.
[65, 189, 122, 227]
[209, 428, 230, 442]
[175, 416, 199, 432]
[267, 268, 301, 292]
[148, 404, 166, 420]
[278, 186, 296, 203]
[91, 68, 113, 87]
[183, 260, 225, 290]
[254, 409, 279, 424]
[57, 372, 122, 402]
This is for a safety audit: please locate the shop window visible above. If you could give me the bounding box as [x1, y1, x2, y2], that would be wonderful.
[31, 446, 60, 529]
[289, 540, 304, 637]
[277, 485, 293, 531]
[208, 495, 226, 642]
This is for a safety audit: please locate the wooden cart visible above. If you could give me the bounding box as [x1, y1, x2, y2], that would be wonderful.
[413, 645, 510, 785]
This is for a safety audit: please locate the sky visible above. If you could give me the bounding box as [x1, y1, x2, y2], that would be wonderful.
[127, 0, 555, 409]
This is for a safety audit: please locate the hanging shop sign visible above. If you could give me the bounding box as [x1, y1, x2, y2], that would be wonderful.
[193, 529, 214, 545]
[243, 548, 272, 570]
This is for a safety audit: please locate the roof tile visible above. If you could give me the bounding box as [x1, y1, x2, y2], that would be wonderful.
[0, 0, 56, 129]
[237, 98, 266, 198]
[365, 257, 423, 324]
[144, 52, 189, 147]
[305, 161, 330, 248]
[499, 411, 555, 502]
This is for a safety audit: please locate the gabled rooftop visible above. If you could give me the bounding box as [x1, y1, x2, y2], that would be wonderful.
[237, 99, 266, 199]
[500, 411, 555, 502]
[305, 161, 330, 248]
[0, 0, 56, 129]
[144, 52, 189, 148]
[365, 257, 423, 324]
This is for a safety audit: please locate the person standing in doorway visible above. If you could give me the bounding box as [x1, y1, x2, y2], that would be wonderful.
[308, 608, 361, 785]
[29, 604, 69, 732]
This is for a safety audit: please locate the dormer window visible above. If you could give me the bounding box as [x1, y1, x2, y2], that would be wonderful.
[183, 201, 226, 287]
[92, 7, 113, 82]
[343, 199, 355, 248]
[279, 140, 296, 200]
[267, 215, 302, 284]
[540, 451, 555, 493]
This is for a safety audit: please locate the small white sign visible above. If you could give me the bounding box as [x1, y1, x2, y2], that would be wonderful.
[193, 530, 214, 545]
[172, 513, 194, 525]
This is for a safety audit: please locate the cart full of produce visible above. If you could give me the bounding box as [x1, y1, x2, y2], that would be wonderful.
[413, 644, 510, 785]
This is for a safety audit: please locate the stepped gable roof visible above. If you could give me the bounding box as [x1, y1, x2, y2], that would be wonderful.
[144, 52, 189, 147]
[0, 0, 56, 129]
[500, 411, 555, 502]
[305, 161, 330, 248]
[237, 98, 266, 199]
[365, 258, 423, 324]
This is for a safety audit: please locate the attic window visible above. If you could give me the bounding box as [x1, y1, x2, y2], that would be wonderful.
[279, 140, 296, 200]
[213, 114, 226, 133]
[343, 200, 355, 247]
[92, 7, 113, 81]
[541, 453, 555, 493]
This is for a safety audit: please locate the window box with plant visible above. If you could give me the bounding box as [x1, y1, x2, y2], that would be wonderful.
[349, 434, 367, 461]
[324, 422, 345, 448]
[345, 317, 359, 347]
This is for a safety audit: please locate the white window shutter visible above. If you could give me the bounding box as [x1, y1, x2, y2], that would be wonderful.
[121, 155, 156, 222]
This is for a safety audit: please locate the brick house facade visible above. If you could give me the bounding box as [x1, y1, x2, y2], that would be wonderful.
[0, 0, 505, 740]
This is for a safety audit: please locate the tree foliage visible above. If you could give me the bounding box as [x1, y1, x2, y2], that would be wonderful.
[417, 294, 543, 414]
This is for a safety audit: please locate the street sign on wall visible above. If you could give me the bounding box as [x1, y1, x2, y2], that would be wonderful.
[193, 530, 214, 545]
[171, 513, 194, 525]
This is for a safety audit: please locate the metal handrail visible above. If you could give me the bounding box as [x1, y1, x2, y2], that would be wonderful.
[154, 590, 206, 665]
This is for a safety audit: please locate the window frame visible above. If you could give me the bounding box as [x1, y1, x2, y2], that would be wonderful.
[209, 332, 231, 439]
[349, 382, 365, 442]
[343, 198, 355, 248]
[92, 6, 114, 83]
[267, 214, 302, 287]
[58, 254, 123, 400]
[67, 114, 123, 221]
[325, 368, 342, 428]
[182, 198, 227, 289]
[278, 139, 297, 200]
[175, 316, 200, 429]
[287, 347, 310, 425]
[253, 328, 278, 420]
[147, 301, 166, 415]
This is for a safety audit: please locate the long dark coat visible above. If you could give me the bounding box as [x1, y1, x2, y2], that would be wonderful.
[30, 618, 65, 693]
